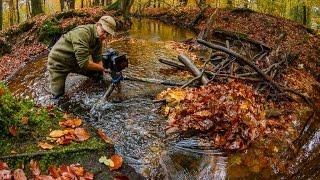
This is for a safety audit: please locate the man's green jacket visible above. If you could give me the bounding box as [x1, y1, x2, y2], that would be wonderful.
[48, 24, 102, 71]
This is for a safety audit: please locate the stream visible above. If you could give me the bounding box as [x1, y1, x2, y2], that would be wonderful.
[6, 18, 320, 179]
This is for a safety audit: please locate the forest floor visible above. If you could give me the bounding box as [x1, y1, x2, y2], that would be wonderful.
[0, 6, 320, 179]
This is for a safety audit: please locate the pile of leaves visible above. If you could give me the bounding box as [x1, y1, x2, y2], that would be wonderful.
[0, 160, 93, 179]
[156, 81, 268, 150]
[39, 114, 91, 150]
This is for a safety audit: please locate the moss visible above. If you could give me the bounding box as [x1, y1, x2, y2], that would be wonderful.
[55, 10, 90, 21]
[38, 19, 63, 45]
[19, 21, 36, 32]
[0, 39, 11, 56]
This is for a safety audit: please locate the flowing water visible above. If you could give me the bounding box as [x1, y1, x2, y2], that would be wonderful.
[6, 18, 320, 179]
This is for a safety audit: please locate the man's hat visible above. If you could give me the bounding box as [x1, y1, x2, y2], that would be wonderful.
[98, 16, 116, 36]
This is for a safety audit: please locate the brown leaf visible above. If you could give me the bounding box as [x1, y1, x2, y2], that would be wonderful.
[0, 88, 4, 96]
[109, 155, 123, 171]
[20, 117, 29, 124]
[0, 161, 9, 170]
[63, 113, 70, 120]
[56, 137, 72, 145]
[35, 175, 55, 180]
[97, 129, 112, 144]
[83, 172, 94, 180]
[30, 159, 41, 176]
[9, 126, 17, 137]
[38, 142, 54, 150]
[75, 128, 90, 141]
[13, 169, 27, 180]
[70, 164, 84, 177]
[48, 165, 59, 178]
[49, 130, 64, 138]
[0, 169, 12, 180]
[10, 150, 16, 154]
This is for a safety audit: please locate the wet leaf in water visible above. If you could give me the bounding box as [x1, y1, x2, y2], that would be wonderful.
[13, 169, 27, 180]
[9, 126, 17, 137]
[38, 142, 54, 150]
[49, 130, 64, 138]
[110, 155, 123, 171]
[75, 128, 90, 141]
[20, 117, 29, 124]
[30, 159, 41, 176]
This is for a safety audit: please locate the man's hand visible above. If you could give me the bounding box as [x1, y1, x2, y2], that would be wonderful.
[86, 59, 110, 73]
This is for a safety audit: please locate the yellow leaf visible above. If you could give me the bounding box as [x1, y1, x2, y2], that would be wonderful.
[38, 142, 54, 150]
[166, 90, 186, 106]
[164, 106, 170, 115]
[49, 130, 64, 138]
[99, 156, 114, 167]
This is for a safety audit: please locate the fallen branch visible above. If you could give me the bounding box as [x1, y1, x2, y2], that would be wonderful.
[178, 53, 210, 85]
[213, 29, 272, 51]
[197, 39, 282, 92]
[159, 58, 186, 70]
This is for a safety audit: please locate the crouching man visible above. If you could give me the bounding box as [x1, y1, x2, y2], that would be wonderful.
[47, 15, 116, 101]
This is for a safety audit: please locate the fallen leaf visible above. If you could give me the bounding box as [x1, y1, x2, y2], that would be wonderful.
[0, 161, 9, 170]
[75, 128, 90, 141]
[56, 137, 72, 145]
[49, 130, 64, 138]
[110, 155, 123, 171]
[48, 165, 59, 178]
[10, 150, 16, 154]
[0, 88, 4, 96]
[63, 113, 70, 119]
[97, 129, 112, 144]
[38, 142, 54, 150]
[70, 164, 84, 177]
[83, 172, 94, 180]
[30, 159, 41, 176]
[13, 169, 27, 180]
[99, 156, 114, 167]
[20, 117, 29, 124]
[35, 175, 55, 180]
[9, 126, 17, 137]
[0, 169, 12, 180]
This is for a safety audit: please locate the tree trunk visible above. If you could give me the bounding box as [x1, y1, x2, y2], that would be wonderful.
[81, 0, 84, 8]
[26, 0, 31, 18]
[0, 0, 2, 30]
[60, 0, 64, 11]
[101, 0, 105, 6]
[227, 0, 232, 8]
[31, 0, 44, 16]
[94, 0, 99, 6]
[70, 0, 75, 9]
[16, 0, 20, 23]
[9, 0, 15, 26]
[120, 0, 134, 20]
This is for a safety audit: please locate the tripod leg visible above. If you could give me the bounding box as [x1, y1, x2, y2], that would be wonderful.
[102, 83, 116, 101]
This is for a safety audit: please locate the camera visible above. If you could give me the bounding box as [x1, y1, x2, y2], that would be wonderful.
[102, 48, 128, 72]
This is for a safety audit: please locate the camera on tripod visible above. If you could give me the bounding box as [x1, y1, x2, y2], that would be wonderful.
[102, 48, 128, 72]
